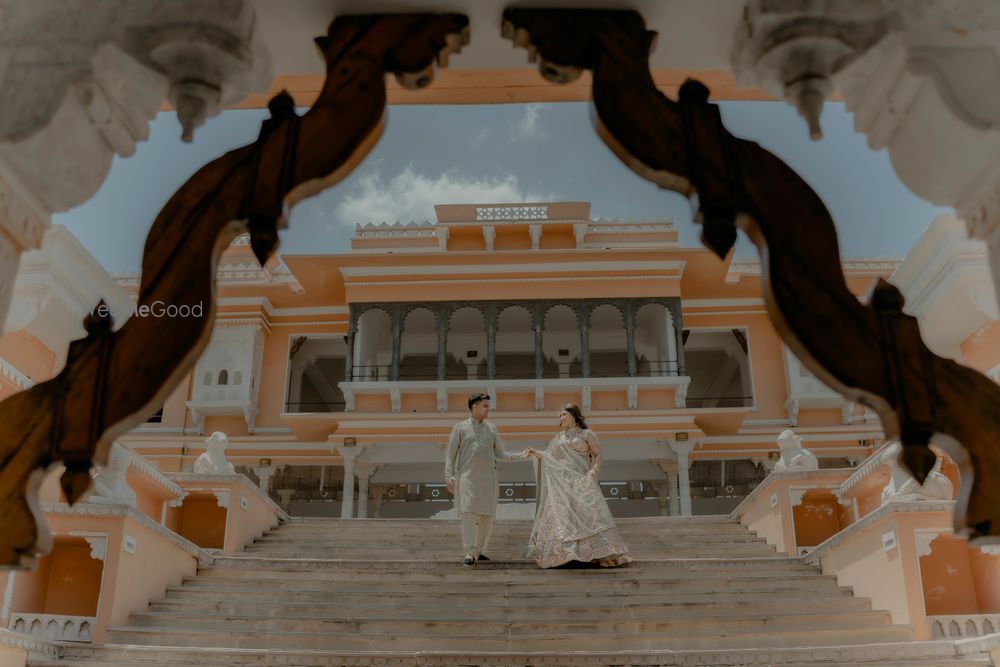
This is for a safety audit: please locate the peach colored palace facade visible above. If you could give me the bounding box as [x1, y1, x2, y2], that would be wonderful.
[1, 202, 999, 663]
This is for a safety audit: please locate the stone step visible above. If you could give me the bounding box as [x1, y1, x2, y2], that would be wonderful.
[210, 556, 812, 573]
[239, 547, 780, 558]
[255, 535, 761, 547]
[147, 595, 875, 620]
[201, 561, 822, 580]
[105, 624, 915, 651]
[243, 540, 776, 550]
[176, 573, 850, 596]
[122, 607, 895, 634]
[28, 647, 993, 667]
[162, 586, 857, 608]
[34, 640, 994, 667]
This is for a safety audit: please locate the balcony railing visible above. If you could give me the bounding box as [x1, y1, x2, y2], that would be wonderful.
[284, 401, 347, 414]
[339, 375, 691, 413]
[685, 395, 755, 409]
[349, 360, 681, 382]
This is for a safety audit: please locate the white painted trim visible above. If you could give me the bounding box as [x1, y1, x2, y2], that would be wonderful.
[340, 260, 684, 278]
[0, 358, 34, 389]
[345, 275, 681, 287]
[271, 321, 349, 328]
[681, 298, 767, 308]
[685, 310, 769, 317]
[216, 298, 349, 319]
[270, 305, 348, 317]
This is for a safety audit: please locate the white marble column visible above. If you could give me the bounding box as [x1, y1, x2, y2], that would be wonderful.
[332, 443, 368, 519]
[341, 452, 357, 519]
[354, 463, 383, 520]
[654, 458, 681, 517]
[667, 441, 696, 517]
[650, 482, 670, 517]
[370, 484, 391, 519]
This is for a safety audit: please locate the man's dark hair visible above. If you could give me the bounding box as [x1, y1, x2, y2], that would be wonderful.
[468, 393, 490, 410]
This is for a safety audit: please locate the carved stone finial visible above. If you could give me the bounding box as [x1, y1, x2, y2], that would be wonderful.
[773, 429, 819, 472]
[89, 442, 138, 506]
[193, 431, 236, 475]
[880, 441, 954, 504]
[730, 1, 888, 140]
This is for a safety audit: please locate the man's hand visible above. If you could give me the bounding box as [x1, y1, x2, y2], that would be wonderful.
[446, 478, 455, 493]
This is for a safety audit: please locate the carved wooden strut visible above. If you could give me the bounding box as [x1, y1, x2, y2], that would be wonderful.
[501, 8, 1000, 545]
[0, 14, 469, 568]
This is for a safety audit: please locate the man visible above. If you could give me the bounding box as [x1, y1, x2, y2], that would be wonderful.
[445, 392, 526, 566]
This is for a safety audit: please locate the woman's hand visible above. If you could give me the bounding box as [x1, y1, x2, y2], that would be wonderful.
[525, 448, 541, 460]
[588, 468, 598, 480]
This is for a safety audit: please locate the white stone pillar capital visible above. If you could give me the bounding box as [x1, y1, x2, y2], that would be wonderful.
[251, 465, 283, 495]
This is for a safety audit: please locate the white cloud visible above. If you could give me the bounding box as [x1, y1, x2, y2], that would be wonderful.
[333, 167, 555, 226]
[471, 127, 491, 148]
[511, 104, 544, 142]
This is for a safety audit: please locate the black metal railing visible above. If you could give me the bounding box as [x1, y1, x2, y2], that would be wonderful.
[284, 401, 347, 413]
[685, 395, 755, 409]
[638, 360, 680, 377]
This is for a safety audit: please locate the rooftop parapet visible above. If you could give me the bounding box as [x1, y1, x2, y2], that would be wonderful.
[351, 201, 676, 251]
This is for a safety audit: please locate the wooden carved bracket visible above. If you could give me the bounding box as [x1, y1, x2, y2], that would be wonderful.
[501, 8, 1000, 545]
[0, 13, 469, 568]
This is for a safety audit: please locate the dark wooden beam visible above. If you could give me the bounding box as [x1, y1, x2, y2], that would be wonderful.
[501, 7, 1000, 545]
[0, 13, 469, 569]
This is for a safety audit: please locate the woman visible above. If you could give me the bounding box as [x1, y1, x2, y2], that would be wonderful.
[525, 404, 631, 568]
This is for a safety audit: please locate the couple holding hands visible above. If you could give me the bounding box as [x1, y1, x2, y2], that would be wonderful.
[445, 392, 631, 569]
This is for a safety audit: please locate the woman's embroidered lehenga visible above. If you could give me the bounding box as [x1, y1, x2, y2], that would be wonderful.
[528, 429, 631, 568]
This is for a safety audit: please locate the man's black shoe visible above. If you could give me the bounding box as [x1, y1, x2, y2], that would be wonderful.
[477, 555, 490, 561]
[462, 557, 475, 566]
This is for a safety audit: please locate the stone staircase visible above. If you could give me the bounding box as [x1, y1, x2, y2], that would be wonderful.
[33, 516, 994, 666]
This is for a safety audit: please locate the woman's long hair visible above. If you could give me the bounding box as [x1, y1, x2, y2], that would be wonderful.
[562, 403, 588, 430]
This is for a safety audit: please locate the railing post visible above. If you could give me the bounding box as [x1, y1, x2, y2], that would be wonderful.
[533, 304, 545, 379]
[436, 305, 449, 381]
[486, 304, 498, 380]
[670, 300, 686, 376]
[345, 305, 357, 382]
[625, 300, 637, 377]
[578, 302, 590, 378]
[390, 306, 403, 381]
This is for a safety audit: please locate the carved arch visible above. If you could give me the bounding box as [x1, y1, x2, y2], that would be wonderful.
[502, 8, 1000, 544]
[0, 13, 470, 568]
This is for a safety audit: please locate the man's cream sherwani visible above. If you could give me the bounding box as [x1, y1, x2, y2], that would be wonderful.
[445, 417, 522, 517]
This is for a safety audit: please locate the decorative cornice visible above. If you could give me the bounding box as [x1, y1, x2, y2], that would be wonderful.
[804, 500, 956, 564]
[346, 275, 679, 288]
[727, 259, 899, 277]
[0, 628, 61, 657]
[0, 160, 49, 251]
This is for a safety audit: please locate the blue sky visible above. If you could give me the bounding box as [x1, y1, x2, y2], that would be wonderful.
[58, 101, 946, 274]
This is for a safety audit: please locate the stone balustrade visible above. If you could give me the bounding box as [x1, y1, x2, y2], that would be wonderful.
[929, 614, 1000, 639]
[7, 613, 94, 642]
